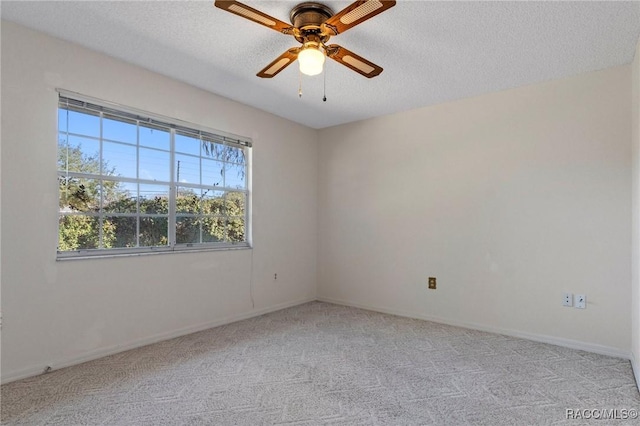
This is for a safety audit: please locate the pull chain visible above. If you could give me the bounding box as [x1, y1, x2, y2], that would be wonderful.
[323, 63, 327, 102]
[298, 69, 303, 98]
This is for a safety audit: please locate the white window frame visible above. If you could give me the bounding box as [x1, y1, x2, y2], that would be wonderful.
[56, 90, 252, 259]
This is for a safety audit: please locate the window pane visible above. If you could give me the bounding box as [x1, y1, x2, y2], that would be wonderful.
[175, 133, 201, 156]
[201, 190, 225, 215]
[202, 217, 225, 242]
[176, 187, 200, 214]
[227, 217, 245, 242]
[59, 177, 100, 213]
[202, 159, 224, 187]
[226, 191, 245, 217]
[226, 146, 246, 165]
[57, 108, 67, 133]
[139, 217, 168, 247]
[103, 180, 136, 213]
[58, 215, 100, 250]
[107, 216, 137, 248]
[60, 109, 100, 138]
[103, 141, 137, 178]
[176, 216, 200, 244]
[103, 115, 137, 143]
[139, 184, 169, 214]
[175, 154, 200, 184]
[139, 148, 170, 182]
[201, 140, 226, 161]
[140, 125, 170, 151]
[224, 162, 246, 189]
[58, 134, 100, 173]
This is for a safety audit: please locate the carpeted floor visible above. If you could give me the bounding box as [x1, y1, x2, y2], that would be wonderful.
[1, 301, 639, 425]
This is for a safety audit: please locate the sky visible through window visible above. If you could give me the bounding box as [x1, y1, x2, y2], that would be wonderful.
[58, 109, 246, 200]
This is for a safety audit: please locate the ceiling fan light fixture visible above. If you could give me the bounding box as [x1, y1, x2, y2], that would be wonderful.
[298, 45, 325, 76]
[214, 1, 396, 79]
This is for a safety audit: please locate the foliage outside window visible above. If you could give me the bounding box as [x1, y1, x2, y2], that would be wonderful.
[57, 93, 251, 258]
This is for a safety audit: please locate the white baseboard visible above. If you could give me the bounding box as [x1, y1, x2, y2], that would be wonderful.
[1, 297, 315, 385]
[632, 352, 640, 392]
[316, 296, 631, 360]
[3, 296, 632, 386]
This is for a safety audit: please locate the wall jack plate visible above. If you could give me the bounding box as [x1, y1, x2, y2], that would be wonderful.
[428, 277, 437, 290]
[562, 293, 573, 307]
[575, 294, 586, 309]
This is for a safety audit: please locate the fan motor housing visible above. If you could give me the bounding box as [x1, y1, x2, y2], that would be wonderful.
[290, 2, 334, 42]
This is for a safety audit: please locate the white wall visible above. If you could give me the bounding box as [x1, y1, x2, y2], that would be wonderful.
[318, 66, 632, 356]
[0, 21, 318, 383]
[632, 38, 640, 387]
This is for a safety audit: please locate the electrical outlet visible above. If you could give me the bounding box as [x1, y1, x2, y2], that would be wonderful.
[575, 294, 586, 309]
[428, 277, 436, 290]
[562, 293, 573, 307]
[274, 273, 277, 281]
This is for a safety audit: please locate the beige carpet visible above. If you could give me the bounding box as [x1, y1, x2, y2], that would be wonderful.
[1, 301, 639, 425]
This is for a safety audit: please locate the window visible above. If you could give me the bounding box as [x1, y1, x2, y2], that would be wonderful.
[57, 92, 251, 258]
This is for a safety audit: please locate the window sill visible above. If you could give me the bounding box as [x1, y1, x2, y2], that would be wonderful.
[56, 244, 252, 261]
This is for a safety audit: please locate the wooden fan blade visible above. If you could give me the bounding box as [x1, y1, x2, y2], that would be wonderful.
[257, 48, 300, 78]
[326, 44, 383, 78]
[214, 1, 294, 34]
[322, 0, 396, 36]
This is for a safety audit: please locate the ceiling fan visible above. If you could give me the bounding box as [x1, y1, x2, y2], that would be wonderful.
[214, 1, 396, 78]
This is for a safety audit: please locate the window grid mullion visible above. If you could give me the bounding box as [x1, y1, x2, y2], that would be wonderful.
[62, 106, 70, 221]
[64, 104, 70, 178]
[99, 112, 104, 249]
[136, 121, 141, 248]
[223, 192, 228, 243]
[199, 137, 204, 244]
[168, 129, 177, 248]
[244, 191, 248, 245]
[59, 171, 173, 187]
[222, 155, 229, 241]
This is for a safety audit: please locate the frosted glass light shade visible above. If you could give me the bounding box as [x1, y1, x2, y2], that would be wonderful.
[298, 47, 325, 76]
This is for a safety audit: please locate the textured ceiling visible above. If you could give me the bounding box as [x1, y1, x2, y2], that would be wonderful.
[2, 1, 640, 129]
